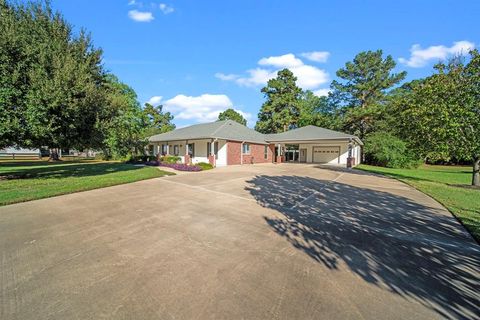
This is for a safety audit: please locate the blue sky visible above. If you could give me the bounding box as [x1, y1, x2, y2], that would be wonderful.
[52, 0, 479, 127]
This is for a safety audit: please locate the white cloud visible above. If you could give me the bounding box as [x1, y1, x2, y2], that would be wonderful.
[163, 94, 233, 123]
[128, 10, 154, 22]
[128, 0, 136, 5]
[159, 3, 174, 14]
[234, 109, 252, 122]
[313, 88, 330, 97]
[215, 73, 239, 81]
[301, 51, 330, 63]
[236, 68, 278, 87]
[399, 41, 475, 68]
[258, 53, 303, 68]
[147, 93, 253, 126]
[218, 53, 329, 90]
[293, 65, 329, 89]
[146, 96, 162, 106]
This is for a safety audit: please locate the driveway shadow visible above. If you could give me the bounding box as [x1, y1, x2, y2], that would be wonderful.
[245, 175, 480, 319]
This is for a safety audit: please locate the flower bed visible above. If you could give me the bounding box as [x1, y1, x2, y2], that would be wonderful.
[161, 162, 202, 171]
[147, 160, 202, 172]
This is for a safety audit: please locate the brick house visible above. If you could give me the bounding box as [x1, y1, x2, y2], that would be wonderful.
[148, 120, 363, 167]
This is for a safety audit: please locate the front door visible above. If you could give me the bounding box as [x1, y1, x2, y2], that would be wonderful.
[285, 144, 299, 162]
[299, 149, 307, 162]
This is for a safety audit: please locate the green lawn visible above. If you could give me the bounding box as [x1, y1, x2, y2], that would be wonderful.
[0, 160, 172, 206]
[356, 164, 480, 242]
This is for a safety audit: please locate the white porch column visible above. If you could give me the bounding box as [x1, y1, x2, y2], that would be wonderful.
[277, 143, 283, 163]
[166, 142, 170, 155]
[185, 140, 190, 164]
[211, 139, 216, 167]
[240, 142, 244, 165]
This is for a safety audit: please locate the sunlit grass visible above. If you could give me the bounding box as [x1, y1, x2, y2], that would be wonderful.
[0, 160, 172, 206]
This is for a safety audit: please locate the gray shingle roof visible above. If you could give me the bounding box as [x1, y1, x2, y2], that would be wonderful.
[148, 120, 267, 144]
[265, 125, 362, 144]
[213, 120, 268, 144]
[149, 121, 362, 145]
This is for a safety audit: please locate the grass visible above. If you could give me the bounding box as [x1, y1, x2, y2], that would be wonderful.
[356, 164, 479, 242]
[0, 160, 173, 206]
[197, 162, 214, 170]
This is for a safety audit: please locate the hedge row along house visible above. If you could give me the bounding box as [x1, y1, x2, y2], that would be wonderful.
[148, 120, 363, 167]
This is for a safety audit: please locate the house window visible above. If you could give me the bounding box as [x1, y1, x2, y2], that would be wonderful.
[187, 143, 195, 157]
[207, 142, 219, 158]
[242, 143, 250, 154]
[161, 144, 168, 155]
[264, 145, 268, 159]
[173, 145, 179, 156]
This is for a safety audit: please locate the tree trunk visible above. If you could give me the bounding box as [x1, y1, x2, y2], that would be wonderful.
[49, 148, 60, 161]
[473, 156, 480, 186]
[358, 118, 367, 163]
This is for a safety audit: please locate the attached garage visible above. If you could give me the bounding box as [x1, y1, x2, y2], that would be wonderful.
[312, 146, 341, 164]
[265, 126, 363, 167]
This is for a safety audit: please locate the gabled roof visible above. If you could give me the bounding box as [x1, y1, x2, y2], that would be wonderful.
[148, 120, 268, 144]
[213, 120, 268, 144]
[149, 121, 362, 145]
[265, 125, 363, 145]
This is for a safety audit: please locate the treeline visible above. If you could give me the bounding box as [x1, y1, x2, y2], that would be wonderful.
[255, 51, 480, 186]
[0, 0, 174, 160]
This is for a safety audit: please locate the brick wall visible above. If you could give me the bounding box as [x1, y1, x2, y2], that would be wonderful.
[226, 141, 274, 165]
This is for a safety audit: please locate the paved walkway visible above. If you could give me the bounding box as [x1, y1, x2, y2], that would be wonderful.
[1, 163, 479, 319]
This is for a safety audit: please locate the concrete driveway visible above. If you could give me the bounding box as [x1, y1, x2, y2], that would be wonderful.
[1, 164, 479, 319]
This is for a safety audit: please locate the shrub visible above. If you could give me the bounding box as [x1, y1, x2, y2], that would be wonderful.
[124, 154, 157, 163]
[125, 154, 141, 163]
[197, 162, 213, 170]
[125, 154, 155, 163]
[364, 132, 421, 169]
[146, 160, 160, 166]
[94, 153, 104, 160]
[160, 155, 181, 164]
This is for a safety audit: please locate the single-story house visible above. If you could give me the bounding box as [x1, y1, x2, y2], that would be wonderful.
[148, 120, 363, 167]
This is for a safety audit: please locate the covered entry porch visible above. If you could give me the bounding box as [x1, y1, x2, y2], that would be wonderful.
[149, 139, 227, 166]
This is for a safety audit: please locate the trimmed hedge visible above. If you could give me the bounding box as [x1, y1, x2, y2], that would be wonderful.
[160, 155, 181, 164]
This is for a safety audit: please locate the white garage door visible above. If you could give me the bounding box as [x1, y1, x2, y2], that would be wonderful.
[312, 146, 340, 163]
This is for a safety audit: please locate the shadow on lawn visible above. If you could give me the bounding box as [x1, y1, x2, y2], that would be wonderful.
[245, 174, 480, 319]
[0, 162, 143, 180]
